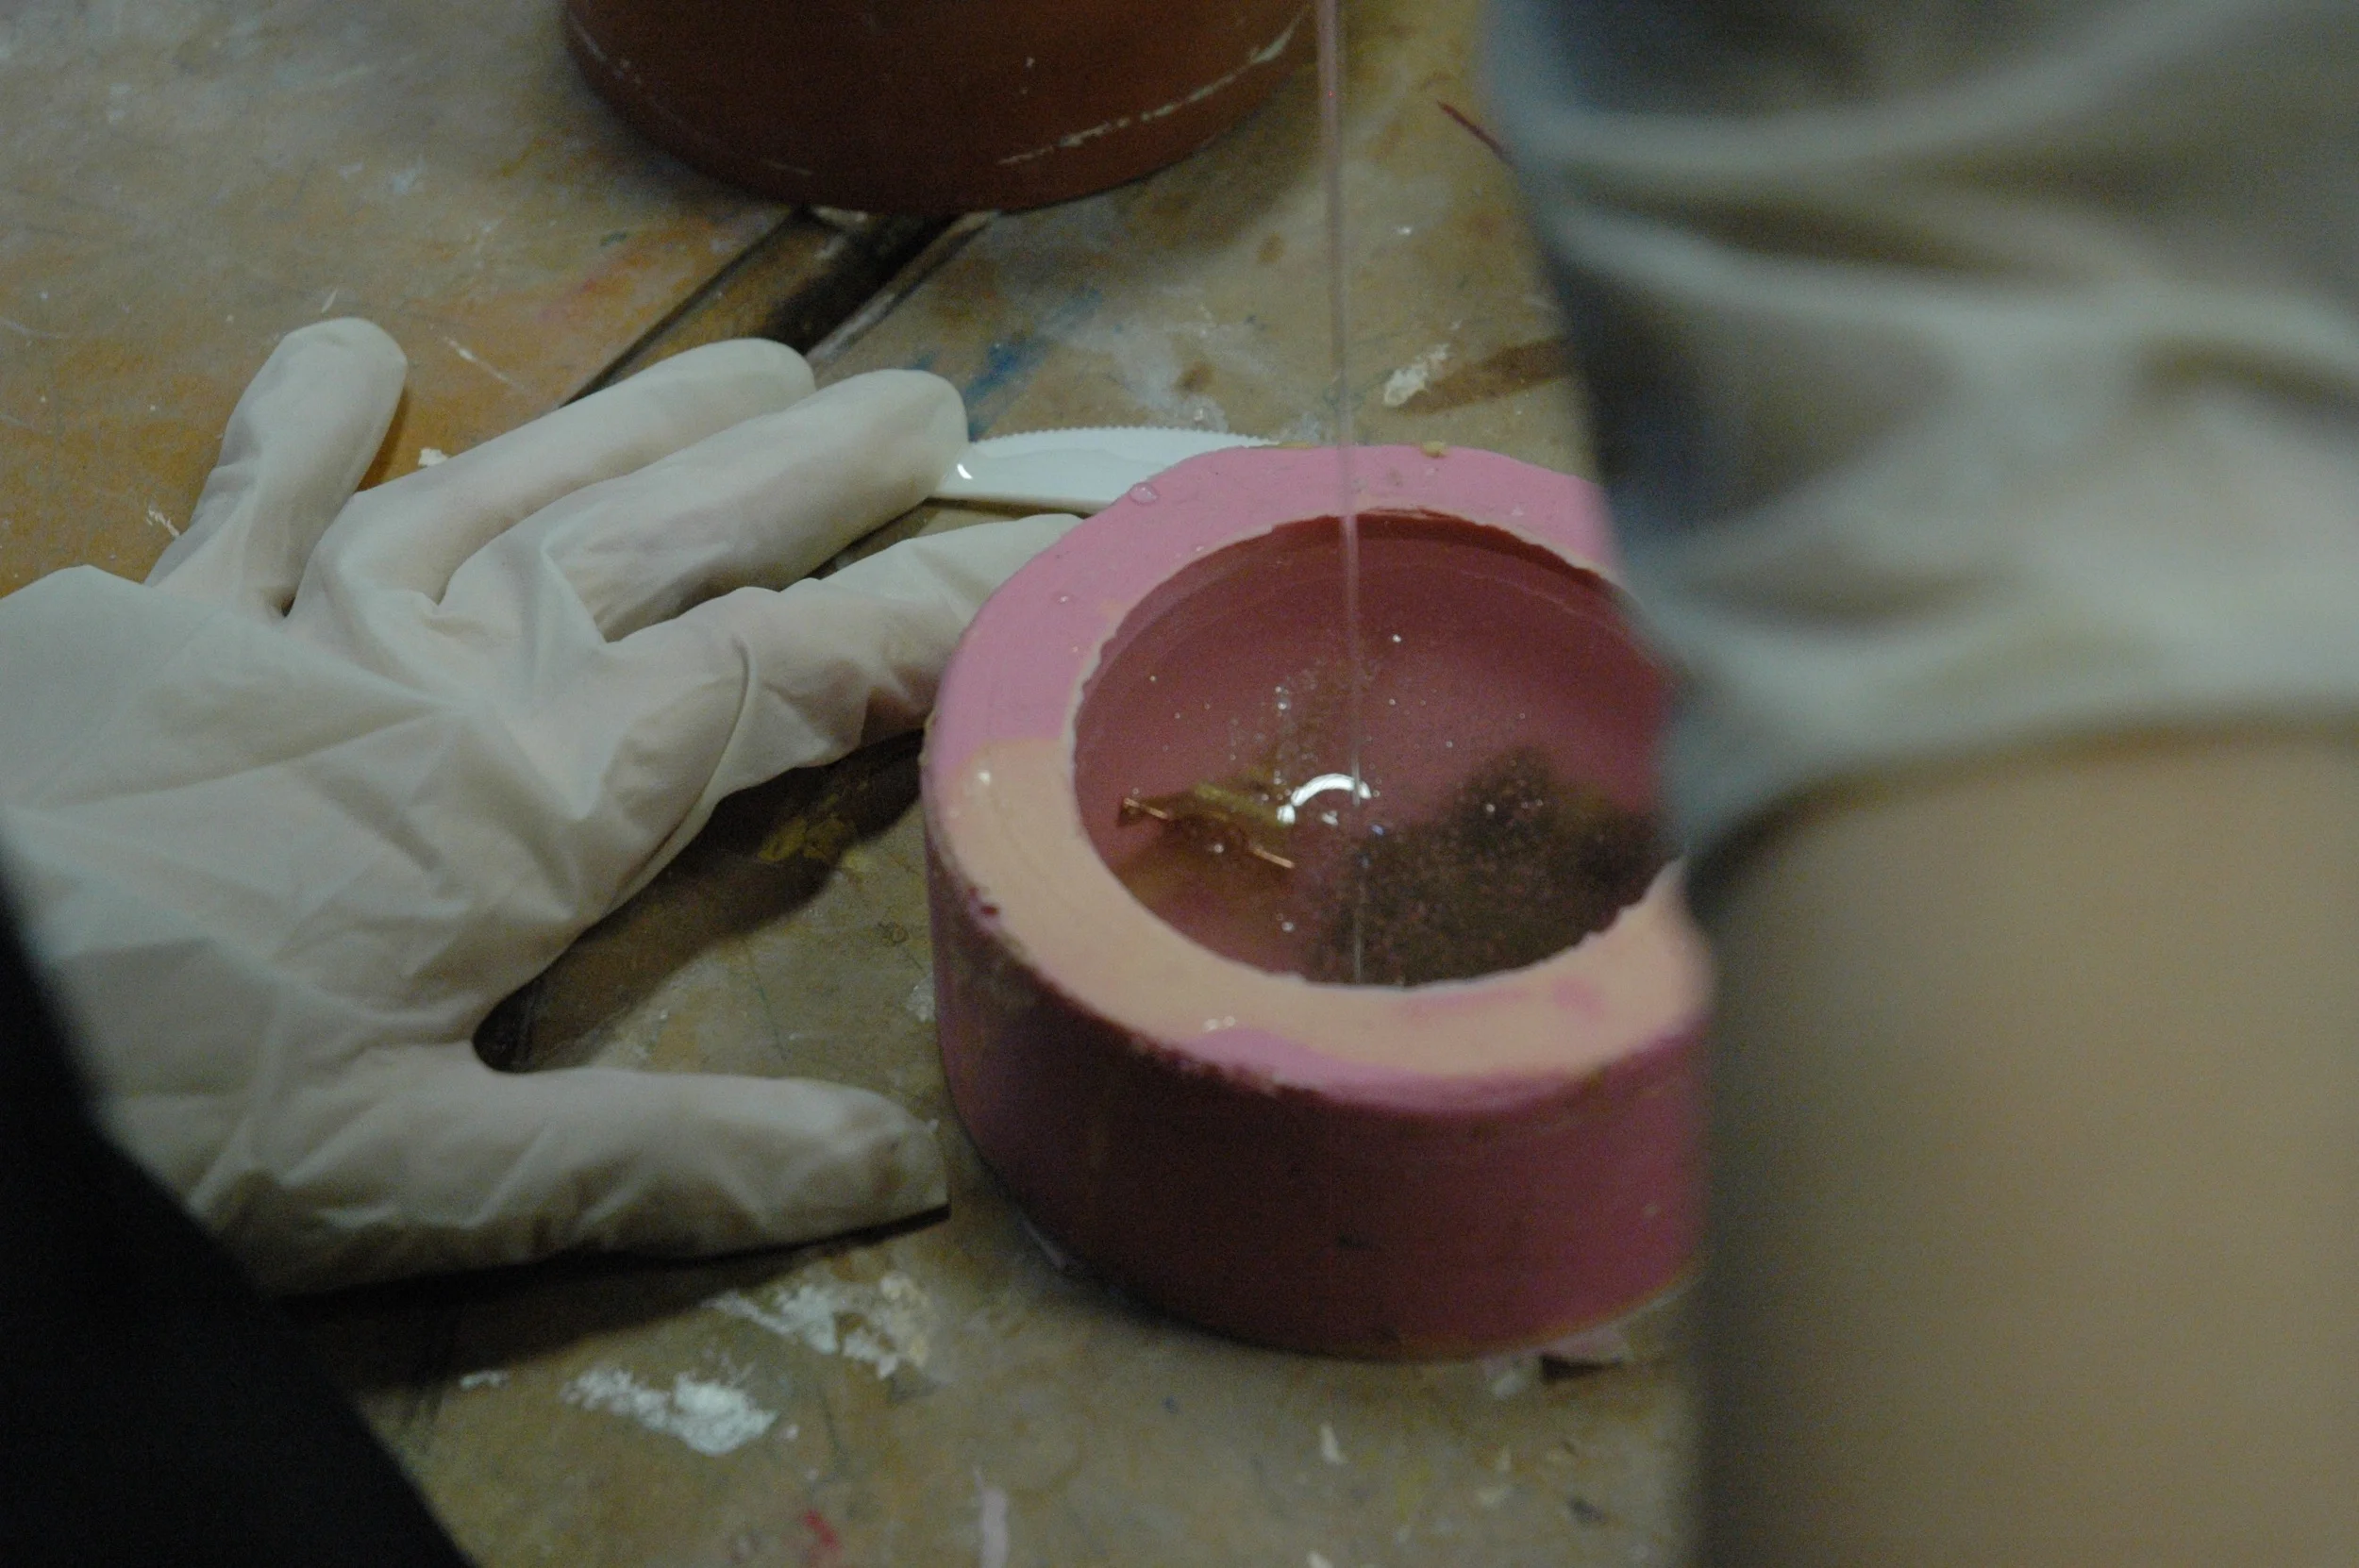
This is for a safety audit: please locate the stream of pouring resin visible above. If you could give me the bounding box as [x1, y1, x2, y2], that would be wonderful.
[1315, 0, 1369, 980]
[1105, 7, 1668, 985]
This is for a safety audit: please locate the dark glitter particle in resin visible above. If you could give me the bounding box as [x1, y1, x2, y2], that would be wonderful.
[1309, 747, 1665, 987]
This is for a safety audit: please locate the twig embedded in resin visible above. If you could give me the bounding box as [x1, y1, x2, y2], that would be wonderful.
[1119, 776, 1299, 870]
[1119, 767, 1383, 874]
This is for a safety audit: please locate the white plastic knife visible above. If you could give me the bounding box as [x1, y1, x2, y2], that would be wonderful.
[932, 426, 1271, 514]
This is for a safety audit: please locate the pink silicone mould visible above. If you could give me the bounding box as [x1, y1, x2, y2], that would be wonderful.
[923, 444, 1708, 1358]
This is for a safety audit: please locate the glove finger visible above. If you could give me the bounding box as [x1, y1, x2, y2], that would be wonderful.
[243, 1051, 946, 1293]
[590, 513, 1079, 894]
[146, 319, 407, 620]
[294, 339, 816, 615]
[447, 369, 969, 642]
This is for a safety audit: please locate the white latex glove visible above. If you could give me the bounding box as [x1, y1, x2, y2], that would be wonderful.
[0, 320, 1076, 1292]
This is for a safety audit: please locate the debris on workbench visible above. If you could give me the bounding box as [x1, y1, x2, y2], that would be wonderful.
[708, 1270, 932, 1379]
[1483, 1354, 1539, 1399]
[975, 1473, 1011, 1568]
[1382, 342, 1451, 406]
[1016, 1210, 1094, 1279]
[559, 1366, 777, 1456]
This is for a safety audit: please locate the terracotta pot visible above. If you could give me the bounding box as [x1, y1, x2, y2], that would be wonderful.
[923, 445, 1710, 1358]
[563, 0, 1313, 213]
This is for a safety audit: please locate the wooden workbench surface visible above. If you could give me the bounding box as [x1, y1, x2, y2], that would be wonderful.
[0, 0, 813, 593]
[0, 2, 1694, 1563]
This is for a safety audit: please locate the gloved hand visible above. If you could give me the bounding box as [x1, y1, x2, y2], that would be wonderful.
[0, 319, 1076, 1292]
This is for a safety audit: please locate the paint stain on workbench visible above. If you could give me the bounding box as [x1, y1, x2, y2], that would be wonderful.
[962, 335, 1051, 425]
[800, 1509, 843, 1563]
[1391, 339, 1566, 415]
[954, 283, 1105, 434]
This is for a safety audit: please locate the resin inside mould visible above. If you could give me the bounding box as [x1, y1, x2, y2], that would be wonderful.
[1072, 511, 1672, 985]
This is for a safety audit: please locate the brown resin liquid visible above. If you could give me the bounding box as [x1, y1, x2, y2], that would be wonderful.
[1108, 663, 1664, 987]
[1076, 515, 1671, 987]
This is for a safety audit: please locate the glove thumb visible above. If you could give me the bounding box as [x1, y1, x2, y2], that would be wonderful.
[241, 1050, 946, 1293]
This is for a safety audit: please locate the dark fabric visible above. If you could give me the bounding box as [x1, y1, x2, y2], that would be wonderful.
[0, 876, 472, 1567]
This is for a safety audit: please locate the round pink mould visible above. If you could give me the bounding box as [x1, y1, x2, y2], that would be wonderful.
[923, 444, 1710, 1359]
